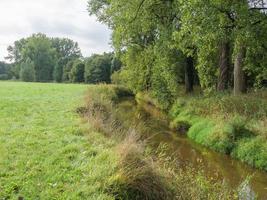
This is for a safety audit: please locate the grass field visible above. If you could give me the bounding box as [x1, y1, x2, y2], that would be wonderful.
[0, 82, 117, 200]
[0, 82, 238, 200]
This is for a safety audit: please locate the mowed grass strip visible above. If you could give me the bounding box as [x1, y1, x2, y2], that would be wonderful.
[0, 82, 117, 200]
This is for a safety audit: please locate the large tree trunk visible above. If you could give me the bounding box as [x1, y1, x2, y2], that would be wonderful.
[234, 45, 247, 95]
[217, 41, 230, 91]
[185, 56, 194, 93]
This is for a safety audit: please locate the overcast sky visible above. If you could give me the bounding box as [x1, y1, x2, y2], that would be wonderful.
[0, 0, 112, 61]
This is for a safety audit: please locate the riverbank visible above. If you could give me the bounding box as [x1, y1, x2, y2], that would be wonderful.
[0, 82, 251, 199]
[81, 84, 239, 199]
[136, 90, 267, 171]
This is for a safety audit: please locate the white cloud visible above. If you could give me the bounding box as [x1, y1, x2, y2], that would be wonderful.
[0, 0, 112, 60]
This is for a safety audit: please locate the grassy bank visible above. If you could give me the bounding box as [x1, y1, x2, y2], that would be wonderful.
[81, 84, 238, 200]
[0, 82, 119, 199]
[0, 82, 239, 199]
[168, 90, 267, 171]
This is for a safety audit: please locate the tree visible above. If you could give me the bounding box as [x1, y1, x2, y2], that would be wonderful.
[84, 53, 112, 84]
[53, 63, 62, 83]
[20, 59, 35, 82]
[22, 33, 57, 82]
[5, 38, 28, 64]
[0, 61, 7, 74]
[217, 41, 231, 91]
[6, 34, 82, 82]
[5, 38, 29, 79]
[88, 0, 185, 97]
[51, 38, 82, 82]
[88, 0, 267, 101]
[175, 0, 267, 94]
[0, 61, 11, 80]
[70, 60, 85, 83]
[62, 60, 75, 82]
[111, 55, 122, 73]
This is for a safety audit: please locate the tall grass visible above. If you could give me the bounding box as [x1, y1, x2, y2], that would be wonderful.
[81, 84, 238, 200]
[169, 89, 267, 170]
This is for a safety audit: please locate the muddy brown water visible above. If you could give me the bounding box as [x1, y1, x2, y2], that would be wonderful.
[116, 99, 267, 199]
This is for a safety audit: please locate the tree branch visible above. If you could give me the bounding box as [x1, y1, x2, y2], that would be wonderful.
[130, 0, 146, 23]
[250, 7, 267, 10]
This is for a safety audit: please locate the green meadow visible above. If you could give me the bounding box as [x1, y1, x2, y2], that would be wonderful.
[0, 82, 238, 200]
[0, 82, 117, 200]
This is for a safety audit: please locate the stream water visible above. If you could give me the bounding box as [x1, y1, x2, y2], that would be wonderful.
[116, 99, 267, 199]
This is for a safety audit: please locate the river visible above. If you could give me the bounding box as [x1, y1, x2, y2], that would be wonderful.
[116, 99, 267, 199]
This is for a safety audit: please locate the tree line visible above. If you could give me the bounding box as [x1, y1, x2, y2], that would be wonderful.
[88, 0, 267, 108]
[2, 33, 121, 84]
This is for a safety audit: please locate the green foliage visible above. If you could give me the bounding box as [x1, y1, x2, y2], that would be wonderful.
[119, 46, 154, 92]
[0, 62, 14, 80]
[21, 33, 57, 82]
[169, 90, 267, 169]
[0, 74, 9, 80]
[6, 38, 28, 64]
[6, 34, 82, 83]
[69, 60, 85, 83]
[88, 0, 187, 106]
[62, 60, 75, 82]
[88, 0, 267, 99]
[84, 53, 112, 84]
[150, 46, 182, 110]
[85, 84, 133, 107]
[111, 55, 122, 73]
[19, 59, 35, 82]
[51, 38, 82, 82]
[53, 63, 62, 82]
[0, 62, 8, 74]
[0, 62, 11, 80]
[233, 137, 267, 171]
